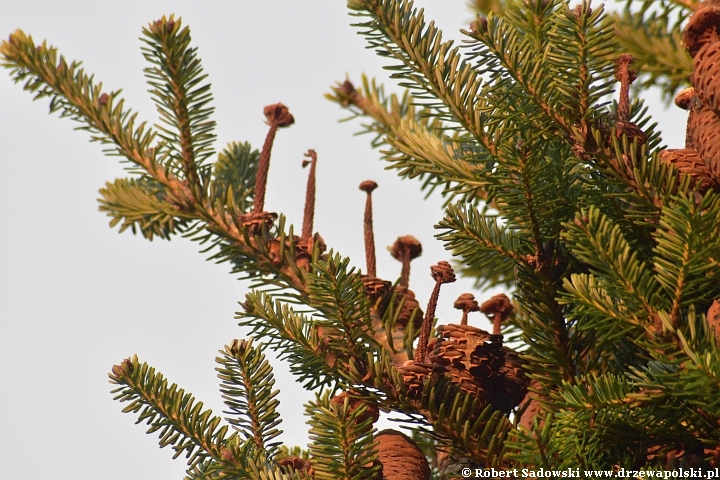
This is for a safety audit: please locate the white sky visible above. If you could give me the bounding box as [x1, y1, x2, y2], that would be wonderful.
[0, 1, 685, 479]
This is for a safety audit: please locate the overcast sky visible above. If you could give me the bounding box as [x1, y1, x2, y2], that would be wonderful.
[0, 1, 685, 479]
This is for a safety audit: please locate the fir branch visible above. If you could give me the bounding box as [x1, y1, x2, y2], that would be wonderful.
[327, 76, 490, 201]
[652, 193, 720, 325]
[98, 177, 195, 240]
[306, 392, 380, 480]
[562, 208, 660, 319]
[142, 16, 217, 195]
[347, 0, 492, 152]
[0, 31, 183, 192]
[216, 339, 282, 459]
[210, 141, 260, 213]
[436, 204, 533, 288]
[108, 356, 246, 473]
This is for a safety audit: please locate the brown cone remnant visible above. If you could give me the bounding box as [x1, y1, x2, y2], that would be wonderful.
[330, 390, 380, 425]
[518, 380, 544, 431]
[359, 180, 378, 277]
[375, 429, 431, 480]
[453, 293, 480, 326]
[614, 54, 648, 145]
[301, 150, 317, 241]
[414, 261, 456, 363]
[253, 103, 294, 214]
[479, 293, 514, 335]
[708, 300, 720, 342]
[390, 236, 422, 288]
[393, 285, 423, 330]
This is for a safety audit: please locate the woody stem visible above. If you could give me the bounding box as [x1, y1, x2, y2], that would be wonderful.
[253, 123, 279, 213]
[414, 280, 441, 363]
[302, 150, 317, 240]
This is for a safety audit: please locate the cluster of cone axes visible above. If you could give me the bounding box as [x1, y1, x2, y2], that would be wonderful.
[232, 101, 530, 479]
[112, 6, 720, 477]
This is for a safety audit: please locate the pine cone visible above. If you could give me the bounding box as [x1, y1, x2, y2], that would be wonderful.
[659, 149, 716, 190]
[707, 299, 720, 342]
[375, 429, 431, 480]
[427, 324, 505, 405]
[693, 105, 720, 178]
[393, 285, 423, 330]
[682, 6, 720, 58]
[395, 360, 433, 399]
[496, 346, 529, 412]
[692, 41, 720, 115]
[361, 275, 393, 304]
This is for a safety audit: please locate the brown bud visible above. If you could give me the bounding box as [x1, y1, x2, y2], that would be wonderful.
[220, 447, 234, 462]
[229, 339, 248, 356]
[98, 93, 109, 106]
[263, 103, 295, 127]
[338, 79, 357, 98]
[111, 358, 133, 377]
[330, 390, 380, 425]
[278, 457, 309, 471]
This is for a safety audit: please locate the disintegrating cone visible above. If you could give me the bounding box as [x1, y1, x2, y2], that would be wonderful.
[393, 285, 424, 330]
[499, 346, 529, 410]
[390, 236, 422, 288]
[395, 359, 433, 399]
[427, 324, 504, 407]
[253, 103, 294, 214]
[361, 275, 392, 305]
[375, 429, 431, 480]
[479, 293, 514, 335]
[301, 150, 317, 241]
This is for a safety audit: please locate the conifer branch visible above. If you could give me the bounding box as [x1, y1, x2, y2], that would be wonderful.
[109, 357, 246, 472]
[216, 339, 282, 459]
[347, 0, 493, 152]
[142, 16, 217, 197]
